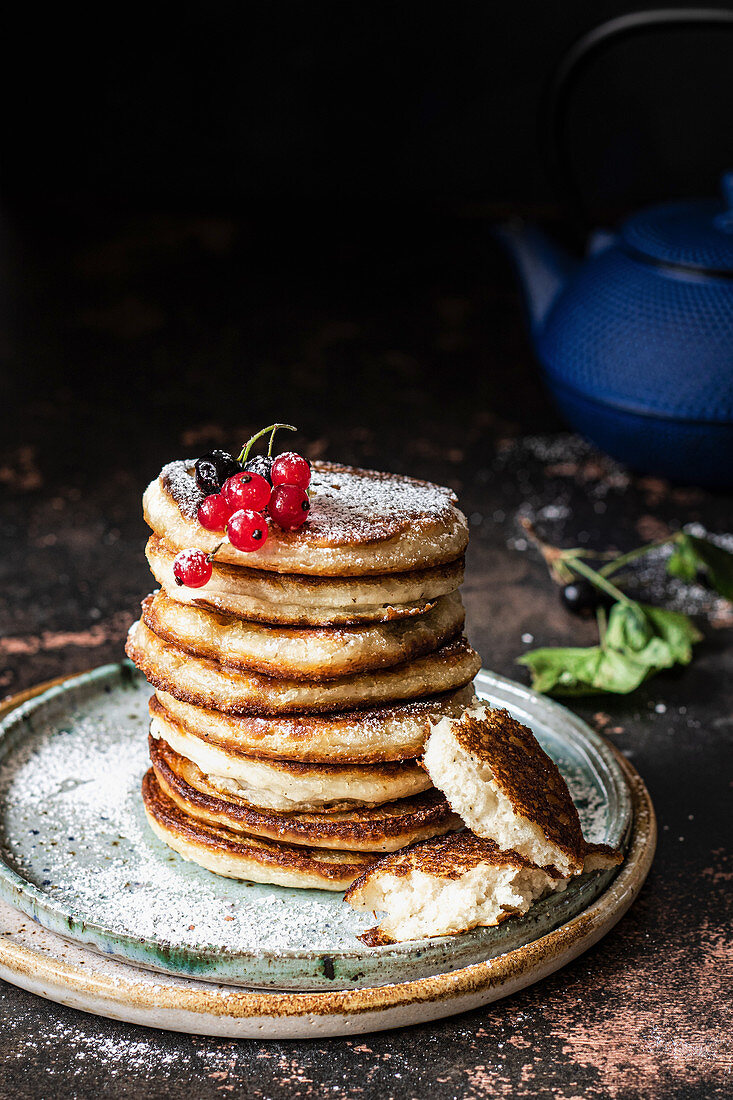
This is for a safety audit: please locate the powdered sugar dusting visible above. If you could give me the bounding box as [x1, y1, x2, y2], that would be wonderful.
[0, 666, 625, 985]
[0, 672, 373, 957]
[162, 459, 460, 543]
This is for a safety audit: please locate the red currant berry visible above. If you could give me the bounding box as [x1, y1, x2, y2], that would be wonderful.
[222, 472, 272, 512]
[271, 452, 311, 489]
[269, 484, 310, 529]
[227, 509, 269, 552]
[197, 494, 232, 532]
[172, 548, 212, 588]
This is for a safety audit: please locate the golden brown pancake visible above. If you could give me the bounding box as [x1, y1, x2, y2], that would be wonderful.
[150, 735, 461, 851]
[140, 589, 465, 679]
[127, 618, 481, 715]
[149, 706, 432, 811]
[151, 686, 477, 763]
[142, 770, 376, 889]
[146, 535, 464, 626]
[424, 704, 585, 877]
[144, 459, 469, 576]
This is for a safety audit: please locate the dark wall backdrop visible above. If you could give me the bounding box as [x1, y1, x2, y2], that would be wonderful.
[1, 10, 733, 1096]
[2, 0, 733, 482]
[3, 0, 733, 216]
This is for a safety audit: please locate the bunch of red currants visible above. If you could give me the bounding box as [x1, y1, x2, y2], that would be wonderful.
[172, 424, 311, 589]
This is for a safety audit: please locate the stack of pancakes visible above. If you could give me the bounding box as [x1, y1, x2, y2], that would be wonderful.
[127, 459, 481, 890]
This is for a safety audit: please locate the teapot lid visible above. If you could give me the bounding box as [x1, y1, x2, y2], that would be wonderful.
[621, 173, 733, 275]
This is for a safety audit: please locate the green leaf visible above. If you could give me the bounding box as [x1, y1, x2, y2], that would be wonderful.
[518, 646, 601, 695]
[686, 535, 733, 601]
[667, 537, 698, 584]
[520, 601, 703, 697]
[518, 644, 650, 696]
[605, 602, 702, 669]
[642, 605, 703, 664]
[604, 602, 651, 653]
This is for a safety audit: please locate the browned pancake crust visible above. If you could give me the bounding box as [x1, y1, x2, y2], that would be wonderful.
[127, 620, 480, 715]
[150, 735, 458, 850]
[452, 709, 585, 870]
[142, 769, 377, 882]
[150, 687, 475, 763]
[163, 459, 461, 548]
[343, 830, 560, 902]
[140, 590, 465, 680]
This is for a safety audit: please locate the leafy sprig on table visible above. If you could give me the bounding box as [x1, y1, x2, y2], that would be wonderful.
[517, 522, 733, 696]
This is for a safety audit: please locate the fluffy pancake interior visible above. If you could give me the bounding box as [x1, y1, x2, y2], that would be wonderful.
[423, 704, 585, 876]
[344, 830, 567, 942]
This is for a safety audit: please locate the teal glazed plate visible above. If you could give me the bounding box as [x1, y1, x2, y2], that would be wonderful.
[0, 663, 632, 992]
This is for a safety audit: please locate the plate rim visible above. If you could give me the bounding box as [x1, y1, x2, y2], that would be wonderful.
[0, 744, 655, 1032]
[0, 663, 636, 982]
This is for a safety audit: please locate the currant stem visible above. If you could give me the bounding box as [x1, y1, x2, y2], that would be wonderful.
[599, 533, 680, 578]
[206, 542, 224, 563]
[238, 424, 297, 464]
[566, 556, 634, 607]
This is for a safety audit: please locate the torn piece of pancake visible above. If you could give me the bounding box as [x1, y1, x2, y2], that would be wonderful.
[344, 830, 569, 943]
[423, 703, 588, 877]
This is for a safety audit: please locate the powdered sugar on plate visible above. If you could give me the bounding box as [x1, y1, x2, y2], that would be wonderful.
[0, 663, 628, 988]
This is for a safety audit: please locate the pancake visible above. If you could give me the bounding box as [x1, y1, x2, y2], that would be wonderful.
[144, 459, 469, 576]
[140, 589, 465, 679]
[150, 735, 461, 851]
[146, 536, 464, 626]
[127, 619, 481, 716]
[151, 687, 477, 763]
[142, 770, 375, 889]
[149, 709, 432, 811]
[344, 830, 568, 942]
[423, 703, 585, 877]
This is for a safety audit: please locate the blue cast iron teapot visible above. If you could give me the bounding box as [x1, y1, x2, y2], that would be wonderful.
[499, 11, 733, 488]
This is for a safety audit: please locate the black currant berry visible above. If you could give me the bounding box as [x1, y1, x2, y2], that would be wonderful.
[244, 454, 274, 484]
[194, 450, 241, 494]
[560, 579, 614, 618]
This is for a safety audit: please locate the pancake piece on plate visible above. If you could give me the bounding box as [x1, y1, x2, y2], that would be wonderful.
[150, 734, 461, 851]
[424, 703, 586, 877]
[344, 830, 568, 943]
[144, 460, 469, 576]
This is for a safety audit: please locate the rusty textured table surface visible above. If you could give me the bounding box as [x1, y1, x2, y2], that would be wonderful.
[0, 210, 731, 1099]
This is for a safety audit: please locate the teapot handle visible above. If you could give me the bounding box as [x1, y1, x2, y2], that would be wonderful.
[543, 7, 733, 230]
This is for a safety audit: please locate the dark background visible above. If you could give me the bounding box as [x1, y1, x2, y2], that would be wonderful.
[1, 4, 732, 1098]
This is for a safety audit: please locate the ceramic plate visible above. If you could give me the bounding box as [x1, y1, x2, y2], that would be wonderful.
[0, 742, 656, 1038]
[0, 663, 631, 991]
